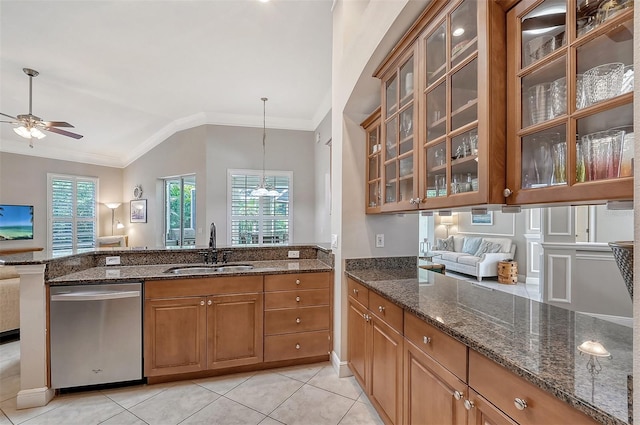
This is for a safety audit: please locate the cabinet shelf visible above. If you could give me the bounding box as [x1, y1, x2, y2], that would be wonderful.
[428, 164, 447, 173]
[451, 36, 477, 64]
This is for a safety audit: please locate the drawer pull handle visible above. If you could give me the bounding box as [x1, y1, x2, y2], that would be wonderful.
[464, 399, 475, 410]
[453, 390, 463, 401]
[296, 317, 301, 324]
[364, 314, 370, 322]
[353, 288, 359, 295]
[423, 336, 431, 344]
[296, 296, 301, 302]
[378, 305, 385, 313]
[200, 300, 205, 306]
[295, 343, 301, 350]
[207, 300, 212, 306]
[296, 279, 301, 285]
[514, 398, 528, 411]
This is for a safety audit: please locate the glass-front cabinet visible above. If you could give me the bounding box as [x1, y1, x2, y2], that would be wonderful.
[378, 48, 419, 211]
[420, 0, 507, 209]
[361, 108, 382, 214]
[506, 0, 633, 205]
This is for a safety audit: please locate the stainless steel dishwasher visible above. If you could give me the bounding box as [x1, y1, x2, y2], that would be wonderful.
[50, 282, 142, 389]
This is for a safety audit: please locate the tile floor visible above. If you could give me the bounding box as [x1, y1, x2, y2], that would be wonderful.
[0, 341, 382, 425]
[444, 270, 542, 301]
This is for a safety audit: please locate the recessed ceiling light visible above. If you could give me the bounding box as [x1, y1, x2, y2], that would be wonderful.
[452, 27, 465, 37]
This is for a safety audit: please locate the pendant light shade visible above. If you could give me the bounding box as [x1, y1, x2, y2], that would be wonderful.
[250, 97, 279, 197]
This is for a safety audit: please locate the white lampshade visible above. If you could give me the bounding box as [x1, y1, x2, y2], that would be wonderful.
[104, 202, 121, 209]
[578, 340, 610, 357]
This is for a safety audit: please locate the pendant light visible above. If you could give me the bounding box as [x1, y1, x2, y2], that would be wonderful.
[251, 97, 280, 197]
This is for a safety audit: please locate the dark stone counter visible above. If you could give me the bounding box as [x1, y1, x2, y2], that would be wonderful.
[345, 259, 632, 425]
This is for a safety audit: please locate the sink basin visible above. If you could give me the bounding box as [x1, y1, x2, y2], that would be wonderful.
[165, 264, 254, 274]
[214, 265, 254, 272]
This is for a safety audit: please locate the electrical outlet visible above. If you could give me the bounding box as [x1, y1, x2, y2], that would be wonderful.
[105, 256, 121, 265]
[288, 250, 300, 259]
[331, 234, 338, 249]
[376, 234, 385, 248]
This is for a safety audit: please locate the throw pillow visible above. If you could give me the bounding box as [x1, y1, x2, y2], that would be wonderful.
[474, 240, 503, 256]
[462, 236, 483, 255]
[435, 235, 454, 251]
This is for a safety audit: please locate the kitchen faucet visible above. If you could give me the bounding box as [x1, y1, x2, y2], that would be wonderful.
[200, 222, 218, 264]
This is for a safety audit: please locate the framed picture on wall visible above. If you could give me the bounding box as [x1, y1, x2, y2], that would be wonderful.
[130, 199, 147, 223]
[471, 212, 493, 225]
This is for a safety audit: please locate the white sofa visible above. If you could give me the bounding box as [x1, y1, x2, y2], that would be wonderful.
[428, 235, 516, 281]
[0, 266, 20, 336]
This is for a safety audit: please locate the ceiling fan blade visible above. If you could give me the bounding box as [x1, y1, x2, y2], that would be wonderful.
[44, 126, 84, 139]
[44, 121, 75, 128]
[0, 120, 18, 124]
[521, 13, 566, 31]
[0, 112, 19, 120]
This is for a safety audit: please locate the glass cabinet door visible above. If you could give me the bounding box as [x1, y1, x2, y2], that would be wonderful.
[507, 0, 633, 204]
[366, 116, 382, 210]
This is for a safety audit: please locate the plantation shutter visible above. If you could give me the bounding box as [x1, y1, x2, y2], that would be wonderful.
[228, 171, 292, 246]
[49, 174, 97, 251]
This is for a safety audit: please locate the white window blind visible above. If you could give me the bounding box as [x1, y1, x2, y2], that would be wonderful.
[228, 170, 292, 246]
[48, 174, 98, 251]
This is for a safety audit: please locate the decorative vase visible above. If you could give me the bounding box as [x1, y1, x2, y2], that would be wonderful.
[608, 241, 633, 300]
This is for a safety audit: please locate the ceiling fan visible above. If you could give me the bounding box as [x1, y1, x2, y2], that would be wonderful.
[0, 68, 83, 148]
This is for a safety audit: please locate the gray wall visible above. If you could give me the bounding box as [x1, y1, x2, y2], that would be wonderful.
[314, 111, 332, 243]
[0, 152, 123, 250]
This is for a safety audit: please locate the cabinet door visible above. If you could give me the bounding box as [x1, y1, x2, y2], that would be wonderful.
[466, 389, 518, 425]
[362, 108, 383, 213]
[207, 293, 263, 369]
[404, 341, 467, 425]
[144, 297, 207, 377]
[506, 0, 633, 205]
[347, 297, 369, 389]
[370, 314, 403, 425]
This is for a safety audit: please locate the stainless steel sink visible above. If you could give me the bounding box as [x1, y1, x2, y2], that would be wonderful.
[214, 265, 254, 272]
[165, 264, 254, 274]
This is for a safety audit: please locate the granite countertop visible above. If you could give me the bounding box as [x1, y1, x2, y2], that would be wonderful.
[48, 259, 332, 285]
[346, 266, 632, 425]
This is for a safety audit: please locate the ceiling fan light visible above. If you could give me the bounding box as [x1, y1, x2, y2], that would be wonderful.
[30, 127, 46, 139]
[13, 126, 31, 138]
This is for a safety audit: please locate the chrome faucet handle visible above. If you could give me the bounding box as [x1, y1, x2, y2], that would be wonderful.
[198, 251, 210, 264]
[210, 249, 218, 264]
[222, 250, 232, 264]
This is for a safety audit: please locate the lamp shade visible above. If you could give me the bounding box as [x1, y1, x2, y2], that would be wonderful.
[104, 202, 121, 209]
[440, 215, 454, 225]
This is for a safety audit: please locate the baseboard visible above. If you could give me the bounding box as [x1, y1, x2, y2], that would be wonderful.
[525, 276, 540, 285]
[17, 387, 55, 409]
[331, 351, 352, 378]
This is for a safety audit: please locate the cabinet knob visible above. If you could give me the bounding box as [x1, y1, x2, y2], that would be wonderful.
[296, 279, 301, 285]
[378, 305, 385, 313]
[503, 188, 513, 197]
[353, 288, 359, 295]
[514, 398, 528, 411]
[364, 314, 370, 322]
[296, 317, 301, 324]
[207, 300, 212, 306]
[200, 300, 205, 306]
[453, 390, 463, 401]
[295, 343, 301, 350]
[423, 336, 431, 344]
[464, 399, 475, 411]
[296, 296, 301, 302]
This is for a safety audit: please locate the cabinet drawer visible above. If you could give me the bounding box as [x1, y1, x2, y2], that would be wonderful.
[469, 350, 600, 425]
[265, 272, 330, 291]
[404, 312, 467, 381]
[265, 306, 330, 335]
[264, 289, 330, 309]
[146, 276, 263, 298]
[264, 330, 331, 362]
[369, 291, 403, 332]
[347, 278, 369, 308]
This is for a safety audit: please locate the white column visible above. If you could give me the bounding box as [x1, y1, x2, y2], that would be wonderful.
[15, 264, 54, 409]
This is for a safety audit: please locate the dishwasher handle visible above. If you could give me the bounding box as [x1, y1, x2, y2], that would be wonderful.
[51, 290, 140, 302]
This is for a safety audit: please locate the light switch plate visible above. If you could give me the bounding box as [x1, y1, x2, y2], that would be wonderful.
[288, 250, 300, 258]
[331, 234, 338, 249]
[105, 256, 121, 265]
[376, 234, 384, 248]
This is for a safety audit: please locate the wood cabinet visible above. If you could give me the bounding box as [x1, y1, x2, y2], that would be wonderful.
[263, 272, 331, 362]
[144, 276, 263, 377]
[506, 0, 634, 205]
[346, 278, 403, 425]
[362, 108, 383, 214]
[466, 389, 518, 425]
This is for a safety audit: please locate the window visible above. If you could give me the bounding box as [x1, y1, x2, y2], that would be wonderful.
[164, 175, 196, 246]
[48, 174, 98, 251]
[228, 170, 292, 246]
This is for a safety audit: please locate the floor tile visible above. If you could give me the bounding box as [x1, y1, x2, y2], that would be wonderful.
[225, 373, 303, 415]
[20, 393, 124, 425]
[272, 362, 327, 383]
[356, 392, 372, 406]
[181, 396, 265, 425]
[102, 382, 173, 409]
[338, 400, 384, 425]
[0, 396, 64, 425]
[307, 366, 362, 400]
[99, 410, 147, 425]
[192, 371, 255, 395]
[269, 384, 355, 425]
[259, 418, 284, 425]
[128, 381, 219, 425]
[0, 409, 12, 425]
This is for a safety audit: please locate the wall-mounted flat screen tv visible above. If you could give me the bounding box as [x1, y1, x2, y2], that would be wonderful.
[0, 204, 34, 241]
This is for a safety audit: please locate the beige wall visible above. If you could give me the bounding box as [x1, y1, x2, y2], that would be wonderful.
[314, 110, 332, 244]
[0, 152, 122, 250]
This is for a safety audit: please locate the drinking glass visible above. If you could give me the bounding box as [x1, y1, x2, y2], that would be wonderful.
[576, 141, 586, 182]
[551, 77, 566, 117]
[533, 139, 552, 186]
[551, 142, 567, 184]
[528, 83, 553, 125]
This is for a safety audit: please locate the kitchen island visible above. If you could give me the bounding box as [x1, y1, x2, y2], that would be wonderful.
[345, 257, 632, 425]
